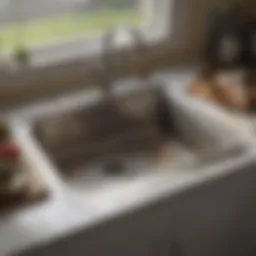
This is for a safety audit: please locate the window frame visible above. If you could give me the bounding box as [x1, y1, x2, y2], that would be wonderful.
[0, 0, 173, 68]
[0, 0, 177, 111]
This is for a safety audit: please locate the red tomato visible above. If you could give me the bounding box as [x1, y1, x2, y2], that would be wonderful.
[0, 143, 21, 160]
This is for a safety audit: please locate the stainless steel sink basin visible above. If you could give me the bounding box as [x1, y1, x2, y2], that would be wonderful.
[25, 88, 190, 187]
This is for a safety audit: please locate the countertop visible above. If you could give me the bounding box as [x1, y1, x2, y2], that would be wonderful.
[1, 68, 255, 256]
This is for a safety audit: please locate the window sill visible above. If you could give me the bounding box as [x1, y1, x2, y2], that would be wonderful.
[0, 0, 174, 79]
[0, 25, 168, 72]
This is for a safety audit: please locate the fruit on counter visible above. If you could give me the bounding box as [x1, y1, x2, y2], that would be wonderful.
[0, 121, 25, 196]
[212, 83, 248, 110]
[0, 143, 23, 196]
[0, 142, 21, 160]
[188, 70, 250, 111]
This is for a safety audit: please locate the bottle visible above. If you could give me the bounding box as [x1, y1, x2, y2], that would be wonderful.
[204, 2, 244, 70]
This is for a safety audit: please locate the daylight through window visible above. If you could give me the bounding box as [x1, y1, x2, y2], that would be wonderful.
[0, 0, 149, 53]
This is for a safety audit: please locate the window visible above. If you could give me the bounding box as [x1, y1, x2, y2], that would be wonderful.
[0, 0, 171, 65]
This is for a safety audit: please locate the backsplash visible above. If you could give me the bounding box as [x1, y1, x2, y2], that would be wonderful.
[0, 40, 194, 110]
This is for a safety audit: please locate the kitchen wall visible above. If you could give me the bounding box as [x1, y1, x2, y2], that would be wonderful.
[0, 0, 252, 110]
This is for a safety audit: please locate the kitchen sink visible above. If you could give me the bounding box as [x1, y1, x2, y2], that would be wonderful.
[27, 85, 193, 187]
[13, 79, 252, 194]
[4, 72, 256, 256]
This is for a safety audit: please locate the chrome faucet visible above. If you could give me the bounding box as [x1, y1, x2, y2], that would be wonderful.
[99, 27, 147, 100]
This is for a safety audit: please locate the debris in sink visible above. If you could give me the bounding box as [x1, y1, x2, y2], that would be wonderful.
[151, 144, 177, 167]
[103, 159, 126, 175]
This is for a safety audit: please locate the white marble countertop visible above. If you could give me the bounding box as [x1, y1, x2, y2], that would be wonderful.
[1, 68, 255, 256]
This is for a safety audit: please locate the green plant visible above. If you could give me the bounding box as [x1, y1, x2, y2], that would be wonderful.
[14, 45, 29, 64]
